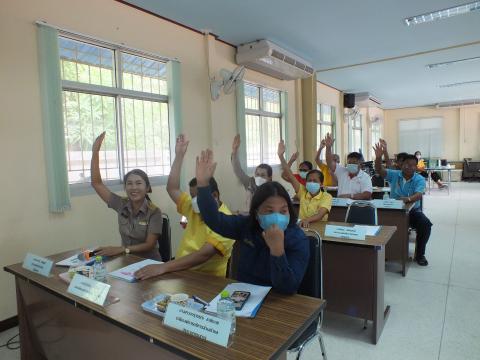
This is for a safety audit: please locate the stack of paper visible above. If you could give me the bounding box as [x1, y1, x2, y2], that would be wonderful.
[56, 250, 96, 267]
[108, 259, 162, 282]
[206, 282, 271, 318]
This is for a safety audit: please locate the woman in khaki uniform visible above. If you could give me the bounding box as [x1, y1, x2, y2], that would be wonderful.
[91, 132, 163, 261]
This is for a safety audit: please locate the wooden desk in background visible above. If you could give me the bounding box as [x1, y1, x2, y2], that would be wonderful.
[328, 203, 414, 276]
[4, 251, 325, 360]
[309, 222, 396, 344]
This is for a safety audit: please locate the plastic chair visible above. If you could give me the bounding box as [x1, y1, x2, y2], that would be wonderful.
[288, 229, 327, 360]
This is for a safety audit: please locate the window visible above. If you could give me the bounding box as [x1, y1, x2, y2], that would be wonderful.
[59, 36, 170, 185]
[399, 117, 443, 158]
[349, 112, 363, 153]
[316, 104, 336, 159]
[371, 121, 381, 159]
[244, 83, 282, 167]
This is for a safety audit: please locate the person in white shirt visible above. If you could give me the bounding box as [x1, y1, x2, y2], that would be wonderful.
[324, 133, 372, 200]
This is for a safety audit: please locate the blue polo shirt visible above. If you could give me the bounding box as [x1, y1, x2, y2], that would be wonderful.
[385, 169, 425, 209]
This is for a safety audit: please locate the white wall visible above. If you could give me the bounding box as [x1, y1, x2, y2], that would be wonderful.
[0, 0, 299, 320]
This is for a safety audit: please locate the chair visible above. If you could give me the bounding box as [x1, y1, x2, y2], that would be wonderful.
[226, 240, 241, 279]
[345, 201, 378, 225]
[371, 174, 385, 187]
[288, 229, 327, 360]
[158, 213, 172, 261]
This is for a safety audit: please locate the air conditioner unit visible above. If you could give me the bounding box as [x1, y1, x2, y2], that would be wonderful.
[354, 92, 382, 107]
[236, 40, 314, 80]
[435, 99, 480, 108]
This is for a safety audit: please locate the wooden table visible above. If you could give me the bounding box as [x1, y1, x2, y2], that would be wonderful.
[328, 203, 414, 276]
[4, 251, 325, 360]
[309, 221, 396, 344]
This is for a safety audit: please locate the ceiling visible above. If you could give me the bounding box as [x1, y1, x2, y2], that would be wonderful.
[123, 0, 480, 109]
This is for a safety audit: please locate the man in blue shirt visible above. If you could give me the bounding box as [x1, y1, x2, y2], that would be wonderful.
[374, 142, 432, 266]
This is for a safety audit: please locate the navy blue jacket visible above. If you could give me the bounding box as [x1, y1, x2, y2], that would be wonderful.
[197, 186, 309, 294]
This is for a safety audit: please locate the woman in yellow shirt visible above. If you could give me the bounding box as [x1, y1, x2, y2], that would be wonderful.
[278, 141, 332, 228]
[415, 151, 447, 189]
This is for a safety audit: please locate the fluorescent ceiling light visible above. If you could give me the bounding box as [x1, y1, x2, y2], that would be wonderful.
[404, 1, 480, 26]
[426, 56, 480, 69]
[439, 80, 480, 88]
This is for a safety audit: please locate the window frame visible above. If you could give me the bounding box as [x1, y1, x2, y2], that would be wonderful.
[316, 103, 336, 157]
[59, 32, 173, 195]
[348, 112, 363, 154]
[244, 82, 283, 170]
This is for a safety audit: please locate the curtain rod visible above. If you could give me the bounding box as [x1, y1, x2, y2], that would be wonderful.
[35, 20, 179, 63]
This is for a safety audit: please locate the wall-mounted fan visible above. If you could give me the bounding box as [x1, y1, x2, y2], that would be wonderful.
[344, 105, 360, 122]
[210, 65, 245, 101]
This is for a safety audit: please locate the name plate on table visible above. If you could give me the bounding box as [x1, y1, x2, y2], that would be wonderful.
[67, 274, 111, 306]
[331, 198, 352, 207]
[371, 199, 404, 209]
[22, 253, 53, 277]
[164, 303, 231, 347]
[325, 225, 366, 240]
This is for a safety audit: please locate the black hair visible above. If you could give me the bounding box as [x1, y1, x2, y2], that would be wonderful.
[299, 161, 313, 171]
[306, 169, 324, 184]
[414, 151, 421, 156]
[189, 177, 220, 194]
[249, 181, 297, 229]
[403, 154, 419, 164]
[256, 163, 273, 178]
[124, 169, 152, 201]
[396, 152, 408, 162]
[347, 152, 363, 161]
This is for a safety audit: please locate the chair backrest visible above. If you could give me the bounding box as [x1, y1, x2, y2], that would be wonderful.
[371, 174, 385, 187]
[297, 229, 323, 299]
[158, 214, 172, 261]
[345, 200, 378, 225]
[226, 240, 241, 279]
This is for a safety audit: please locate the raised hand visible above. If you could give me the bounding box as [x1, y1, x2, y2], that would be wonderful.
[320, 139, 326, 149]
[324, 133, 334, 147]
[92, 131, 106, 153]
[277, 140, 286, 157]
[379, 138, 388, 152]
[289, 150, 299, 163]
[373, 142, 384, 159]
[262, 224, 285, 256]
[175, 134, 189, 156]
[195, 149, 217, 187]
[232, 134, 241, 155]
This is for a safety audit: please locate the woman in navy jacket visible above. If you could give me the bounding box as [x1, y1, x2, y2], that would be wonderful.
[195, 149, 309, 294]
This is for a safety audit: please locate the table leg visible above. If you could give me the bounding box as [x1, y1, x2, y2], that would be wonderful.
[373, 246, 390, 344]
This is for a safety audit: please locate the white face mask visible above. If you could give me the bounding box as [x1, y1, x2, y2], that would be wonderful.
[346, 163, 359, 174]
[191, 196, 200, 213]
[254, 176, 267, 187]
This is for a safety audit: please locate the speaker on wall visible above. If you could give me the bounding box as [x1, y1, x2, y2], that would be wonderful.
[344, 93, 355, 108]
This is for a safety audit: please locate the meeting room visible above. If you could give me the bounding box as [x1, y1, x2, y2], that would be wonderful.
[2, 0, 480, 359]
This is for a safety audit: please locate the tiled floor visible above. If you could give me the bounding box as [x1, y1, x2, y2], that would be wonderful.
[1, 183, 479, 360]
[288, 182, 480, 360]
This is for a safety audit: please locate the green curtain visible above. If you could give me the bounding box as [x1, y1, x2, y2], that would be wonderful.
[37, 24, 71, 213]
[280, 91, 289, 157]
[235, 80, 247, 169]
[166, 60, 182, 136]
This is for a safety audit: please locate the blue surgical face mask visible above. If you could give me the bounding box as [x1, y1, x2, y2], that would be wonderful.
[346, 163, 359, 174]
[258, 212, 290, 231]
[299, 171, 308, 179]
[306, 182, 321, 194]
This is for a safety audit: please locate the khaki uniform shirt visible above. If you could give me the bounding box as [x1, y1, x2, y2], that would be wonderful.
[108, 193, 163, 261]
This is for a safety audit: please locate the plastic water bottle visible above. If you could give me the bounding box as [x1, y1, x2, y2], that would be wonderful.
[93, 256, 107, 283]
[217, 290, 236, 334]
[383, 192, 390, 200]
